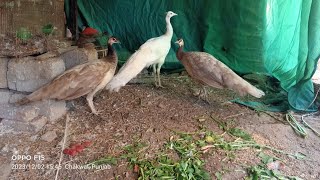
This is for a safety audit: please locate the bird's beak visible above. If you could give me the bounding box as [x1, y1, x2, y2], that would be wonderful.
[173, 12, 178, 16]
[174, 40, 179, 44]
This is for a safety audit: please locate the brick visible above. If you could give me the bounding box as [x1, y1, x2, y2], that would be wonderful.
[0, 58, 8, 88]
[60, 48, 97, 70]
[7, 56, 65, 92]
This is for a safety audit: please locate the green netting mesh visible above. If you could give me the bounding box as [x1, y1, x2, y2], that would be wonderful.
[65, 0, 320, 112]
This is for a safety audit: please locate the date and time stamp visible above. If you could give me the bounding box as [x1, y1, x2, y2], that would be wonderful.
[11, 154, 109, 170]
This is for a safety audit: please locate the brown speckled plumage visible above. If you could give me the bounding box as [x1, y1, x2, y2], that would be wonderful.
[17, 37, 120, 114]
[175, 39, 265, 98]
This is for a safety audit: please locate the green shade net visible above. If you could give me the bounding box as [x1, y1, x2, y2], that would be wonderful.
[66, 0, 320, 112]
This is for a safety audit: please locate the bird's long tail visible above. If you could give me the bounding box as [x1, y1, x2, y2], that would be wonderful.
[15, 97, 31, 105]
[15, 88, 46, 105]
[245, 84, 265, 98]
[226, 74, 265, 98]
[106, 51, 147, 92]
[219, 65, 265, 98]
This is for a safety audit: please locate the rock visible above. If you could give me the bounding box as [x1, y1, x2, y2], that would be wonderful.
[1, 144, 9, 154]
[1, 116, 47, 133]
[29, 135, 39, 142]
[0, 103, 40, 122]
[94, 125, 101, 130]
[0, 91, 66, 122]
[0, 58, 8, 88]
[0, 161, 12, 180]
[60, 48, 97, 70]
[30, 116, 48, 132]
[7, 56, 65, 92]
[8, 92, 27, 104]
[36, 100, 66, 123]
[41, 131, 57, 142]
[0, 89, 11, 104]
[1, 119, 33, 132]
[158, 102, 166, 108]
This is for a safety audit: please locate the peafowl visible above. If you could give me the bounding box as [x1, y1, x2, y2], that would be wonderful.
[106, 11, 178, 92]
[175, 38, 265, 101]
[16, 37, 120, 115]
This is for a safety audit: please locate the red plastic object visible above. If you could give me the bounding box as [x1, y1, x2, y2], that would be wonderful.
[63, 148, 71, 155]
[82, 27, 99, 36]
[74, 144, 85, 153]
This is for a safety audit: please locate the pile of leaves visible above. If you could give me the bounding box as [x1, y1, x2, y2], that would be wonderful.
[88, 118, 306, 179]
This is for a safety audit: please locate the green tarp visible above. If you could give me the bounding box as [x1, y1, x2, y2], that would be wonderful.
[66, 0, 320, 112]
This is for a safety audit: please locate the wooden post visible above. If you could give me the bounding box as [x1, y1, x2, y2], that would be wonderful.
[69, 0, 78, 41]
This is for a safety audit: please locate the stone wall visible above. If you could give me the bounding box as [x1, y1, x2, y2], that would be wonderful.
[0, 58, 8, 88]
[7, 57, 65, 92]
[0, 47, 97, 134]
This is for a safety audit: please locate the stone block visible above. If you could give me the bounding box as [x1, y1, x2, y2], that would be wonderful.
[7, 56, 65, 92]
[41, 130, 57, 142]
[0, 103, 40, 122]
[0, 89, 10, 104]
[35, 100, 66, 122]
[0, 161, 12, 180]
[60, 48, 97, 70]
[30, 116, 48, 132]
[1, 116, 47, 133]
[0, 58, 8, 88]
[0, 91, 66, 122]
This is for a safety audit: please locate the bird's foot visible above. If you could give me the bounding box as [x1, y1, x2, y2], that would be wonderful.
[66, 101, 76, 111]
[193, 90, 210, 105]
[156, 84, 165, 88]
[91, 109, 103, 116]
[200, 93, 211, 105]
[195, 96, 211, 105]
[155, 81, 165, 88]
[202, 98, 211, 105]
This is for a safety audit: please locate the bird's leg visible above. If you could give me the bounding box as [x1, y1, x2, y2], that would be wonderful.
[66, 101, 76, 111]
[156, 60, 165, 88]
[86, 94, 99, 115]
[202, 87, 209, 102]
[195, 88, 203, 103]
[196, 86, 210, 104]
[153, 64, 158, 87]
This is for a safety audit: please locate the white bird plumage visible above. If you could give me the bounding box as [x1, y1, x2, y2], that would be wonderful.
[106, 11, 178, 92]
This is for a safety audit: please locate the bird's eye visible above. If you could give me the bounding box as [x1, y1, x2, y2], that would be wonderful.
[112, 38, 116, 41]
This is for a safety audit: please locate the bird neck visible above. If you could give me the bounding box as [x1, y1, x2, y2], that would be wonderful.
[176, 45, 184, 60]
[164, 17, 173, 38]
[106, 43, 118, 64]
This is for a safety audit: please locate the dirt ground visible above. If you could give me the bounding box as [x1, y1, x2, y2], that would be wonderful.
[0, 74, 319, 180]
